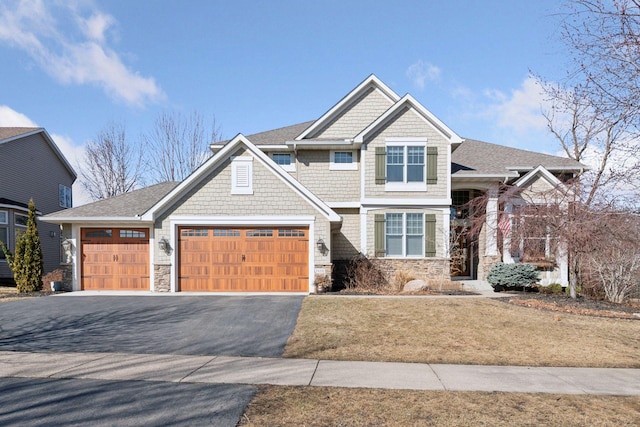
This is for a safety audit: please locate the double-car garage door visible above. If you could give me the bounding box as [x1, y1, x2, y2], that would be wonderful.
[178, 226, 309, 292]
[80, 226, 309, 292]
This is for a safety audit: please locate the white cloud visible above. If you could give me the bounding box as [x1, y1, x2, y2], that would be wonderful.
[0, 0, 165, 107]
[482, 76, 549, 134]
[406, 60, 442, 90]
[0, 105, 37, 126]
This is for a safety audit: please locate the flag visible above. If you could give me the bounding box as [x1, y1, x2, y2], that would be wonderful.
[498, 214, 511, 236]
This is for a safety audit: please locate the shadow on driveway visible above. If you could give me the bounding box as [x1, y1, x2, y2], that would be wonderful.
[0, 295, 304, 357]
[0, 377, 255, 426]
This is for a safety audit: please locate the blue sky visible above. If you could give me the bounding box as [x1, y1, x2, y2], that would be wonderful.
[0, 0, 570, 204]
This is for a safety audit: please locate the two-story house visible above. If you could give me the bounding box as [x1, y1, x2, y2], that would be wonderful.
[0, 127, 77, 282]
[42, 75, 584, 292]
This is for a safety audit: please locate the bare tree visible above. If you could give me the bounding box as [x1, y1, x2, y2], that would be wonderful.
[536, 0, 640, 207]
[80, 122, 144, 200]
[144, 111, 221, 183]
[540, 82, 634, 206]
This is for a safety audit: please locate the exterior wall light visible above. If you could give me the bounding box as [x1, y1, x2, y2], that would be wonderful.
[316, 237, 328, 255]
[158, 238, 170, 254]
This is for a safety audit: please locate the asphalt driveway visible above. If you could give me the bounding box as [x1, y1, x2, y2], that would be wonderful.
[0, 295, 304, 357]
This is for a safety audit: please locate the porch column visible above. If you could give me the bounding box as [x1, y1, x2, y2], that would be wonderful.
[485, 186, 499, 256]
[502, 203, 514, 264]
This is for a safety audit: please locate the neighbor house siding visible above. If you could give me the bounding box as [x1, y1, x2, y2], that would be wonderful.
[363, 107, 450, 200]
[313, 87, 395, 139]
[0, 133, 74, 276]
[154, 151, 331, 266]
[295, 150, 360, 202]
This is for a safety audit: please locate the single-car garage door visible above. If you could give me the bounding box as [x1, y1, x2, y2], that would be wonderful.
[178, 226, 309, 292]
[81, 228, 150, 290]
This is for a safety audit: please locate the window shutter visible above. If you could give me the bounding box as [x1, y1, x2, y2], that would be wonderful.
[375, 147, 386, 184]
[374, 214, 385, 257]
[427, 146, 438, 184]
[425, 214, 436, 257]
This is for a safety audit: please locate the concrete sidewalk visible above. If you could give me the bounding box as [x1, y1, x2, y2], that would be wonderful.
[1, 350, 638, 396]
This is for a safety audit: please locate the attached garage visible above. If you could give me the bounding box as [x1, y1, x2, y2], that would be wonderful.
[80, 228, 150, 291]
[178, 226, 309, 292]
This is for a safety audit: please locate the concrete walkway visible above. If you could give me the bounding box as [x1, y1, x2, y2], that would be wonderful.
[1, 350, 638, 396]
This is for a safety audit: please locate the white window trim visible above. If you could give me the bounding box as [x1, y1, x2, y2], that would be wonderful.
[330, 150, 357, 170]
[385, 212, 424, 258]
[269, 152, 296, 172]
[0, 210, 7, 225]
[14, 212, 28, 227]
[384, 138, 427, 192]
[231, 156, 254, 195]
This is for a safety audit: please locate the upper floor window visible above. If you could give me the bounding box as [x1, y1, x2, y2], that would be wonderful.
[330, 150, 357, 170]
[270, 153, 295, 172]
[59, 184, 72, 208]
[375, 138, 437, 191]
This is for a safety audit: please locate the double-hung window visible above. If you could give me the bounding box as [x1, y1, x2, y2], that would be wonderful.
[384, 138, 428, 191]
[14, 213, 27, 243]
[385, 213, 424, 257]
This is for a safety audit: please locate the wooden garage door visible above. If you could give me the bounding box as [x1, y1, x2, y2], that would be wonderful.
[81, 228, 149, 290]
[178, 227, 309, 292]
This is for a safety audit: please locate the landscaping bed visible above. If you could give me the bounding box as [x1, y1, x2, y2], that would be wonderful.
[504, 292, 640, 320]
[0, 286, 59, 303]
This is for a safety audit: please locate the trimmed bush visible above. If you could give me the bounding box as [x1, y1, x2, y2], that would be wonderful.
[540, 283, 564, 294]
[487, 263, 539, 291]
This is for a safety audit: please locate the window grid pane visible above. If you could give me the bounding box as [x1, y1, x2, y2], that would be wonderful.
[0, 211, 7, 224]
[385, 213, 403, 235]
[272, 153, 291, 166]
[334, 151, 353, 164]
[0, 228, 7, 259]
[406, 213, 423, 235]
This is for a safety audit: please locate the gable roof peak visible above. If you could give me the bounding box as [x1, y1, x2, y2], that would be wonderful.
[354, 93, 463, 144]
[295, 74, 400, 141]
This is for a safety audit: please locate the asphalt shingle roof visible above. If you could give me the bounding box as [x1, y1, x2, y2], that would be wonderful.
[223, 121, 315, 145]
[44, 181, 179, 219]
[452, 139, 586, 176]
[0, 127, 41, 141]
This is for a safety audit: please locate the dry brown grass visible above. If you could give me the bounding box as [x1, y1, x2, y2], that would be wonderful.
[284, 297, 640, 367]
[239, 386, 640, 427]
[0, 285, 55, 303]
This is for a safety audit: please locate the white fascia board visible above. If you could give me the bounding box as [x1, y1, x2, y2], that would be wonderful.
[256, 144, 291, 150]
[361, 198, 452, 207]
[326, 202, 361, 208]
[452, 173, 519, 179]
[39, 216, 153, 225]
[295, 74, 400, 141]
[0, 203, 30, 212]
[286, 140, 359, 150]
[507, 165, 587, 172]
[169, 215, 316, 226]
[514, 165, 562, 188]
[354, 94, 463, 144]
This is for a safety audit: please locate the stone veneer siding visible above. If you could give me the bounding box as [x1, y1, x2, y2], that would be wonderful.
[371, 258, 449, 286]
[154, 264, 171, 292]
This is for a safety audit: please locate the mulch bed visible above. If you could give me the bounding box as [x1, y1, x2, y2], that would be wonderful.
[503, 293, 640, 320]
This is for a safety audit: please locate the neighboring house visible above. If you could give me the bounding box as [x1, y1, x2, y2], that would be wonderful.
[41, 75, 584, 292]
[0, 127, 77, 282]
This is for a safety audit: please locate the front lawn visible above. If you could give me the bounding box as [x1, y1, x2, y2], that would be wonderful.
[239, 386, 640, 427]
[283, 297, 640, 368]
